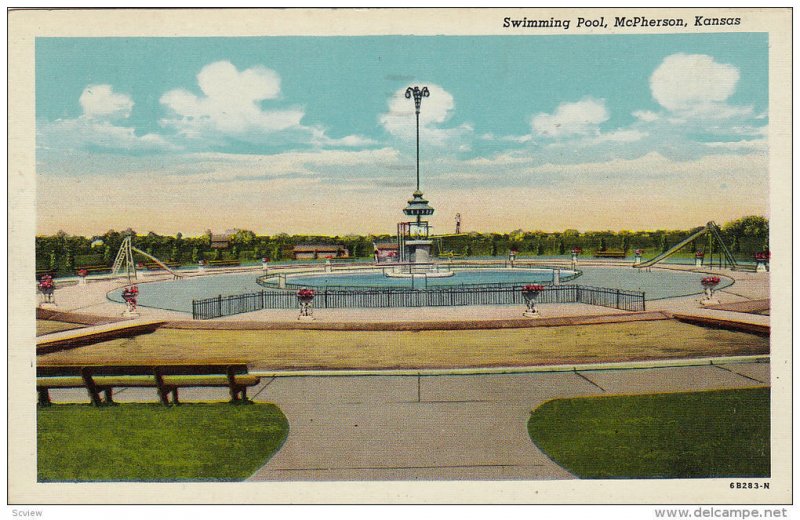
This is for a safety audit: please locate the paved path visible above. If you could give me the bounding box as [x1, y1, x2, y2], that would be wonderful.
[247, 362, 769, 481]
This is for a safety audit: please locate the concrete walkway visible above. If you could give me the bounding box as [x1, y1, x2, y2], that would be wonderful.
[246, 361, 769, 481]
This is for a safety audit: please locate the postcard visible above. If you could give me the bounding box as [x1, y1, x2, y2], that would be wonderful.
[8, 7, 792, 505]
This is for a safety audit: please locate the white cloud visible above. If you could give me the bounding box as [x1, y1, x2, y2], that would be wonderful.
[158, 60, 373, 148]
[591, 129, 647, 143]
[379, 84, 472, 146]
[150, 147, 402, 184]
[632, 110, 659, 122]
[523, 150, 766, 182]
[307, 128, 378, 148]
[79, 84, 134, 119]
[532, 98, 609, 137]
[40, 148, 767, 235]
[38, 83, 177, 153]
[703, 139, 768, 151]
[160, 60, 305, 138]
[38, 118, 178, 153]
[650, 53, 740, 112]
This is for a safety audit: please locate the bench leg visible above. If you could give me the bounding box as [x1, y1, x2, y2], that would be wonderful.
[171, 388, 180, 405]
[157, 387, 170, 406]
[229, 386, 251, 404]
[86, 387, 102, 407]
[37, 388, 51, 407]
[103, 388, 115, 405]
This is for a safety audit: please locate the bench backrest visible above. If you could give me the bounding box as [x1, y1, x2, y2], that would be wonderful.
[37, 364, 250, 378]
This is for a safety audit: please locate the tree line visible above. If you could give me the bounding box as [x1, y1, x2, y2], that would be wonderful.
[35, 215, 768, 276]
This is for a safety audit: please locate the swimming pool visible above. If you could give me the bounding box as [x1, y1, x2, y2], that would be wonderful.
[107, 266, 734, 314]
[275, 267, 575, 289]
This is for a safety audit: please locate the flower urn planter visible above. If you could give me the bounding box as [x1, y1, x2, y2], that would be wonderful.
[77, 269, 89, 286]
[634, 249, 643, 266]
[198, 260, 206, 273]
[261, 257, 269, 272]
[324, 258, 332, 273]
[297, 288, 315, 321]
[38, 275, 56, 307]
[521, 284, 544, 318]
[700, 276, 721, 306]
[121, 285, 140, 318]
[695, 251, 705, 268]
[754, 253, 769, 273]
[570, 248, 582, 270]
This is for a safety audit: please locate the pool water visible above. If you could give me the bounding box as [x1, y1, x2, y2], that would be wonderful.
[284, 268, 567, 289]
[107, 266, 734, 313]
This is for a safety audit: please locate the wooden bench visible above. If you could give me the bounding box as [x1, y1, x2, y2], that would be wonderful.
[208, 259, 241, 267]
[75, 265, 112, 275]
[37, 364, 260, 406]
[593, 250, 627, 258]
[139, 261, 181, 270]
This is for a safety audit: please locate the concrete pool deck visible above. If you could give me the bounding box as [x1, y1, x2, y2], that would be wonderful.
[37, 263, 769, 332]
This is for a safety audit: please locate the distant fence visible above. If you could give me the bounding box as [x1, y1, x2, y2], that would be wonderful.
[191, 284, 645, 320]
[257, 266, 583, 291]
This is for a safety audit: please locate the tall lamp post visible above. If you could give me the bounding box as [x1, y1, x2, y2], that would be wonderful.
[403, 86, 434, 231]
[399, 86, 435, 265]
[405, 86, 430, 194]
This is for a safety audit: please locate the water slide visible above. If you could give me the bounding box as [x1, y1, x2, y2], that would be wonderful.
[131, 246, 183, 279]
[635, 221, 738, 269]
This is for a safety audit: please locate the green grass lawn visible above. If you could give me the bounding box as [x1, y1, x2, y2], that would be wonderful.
[38, 403, 289, 481]
[528, 388, 770, 479]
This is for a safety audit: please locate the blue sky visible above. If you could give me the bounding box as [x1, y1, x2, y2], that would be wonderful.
[36, 34, 769, 235]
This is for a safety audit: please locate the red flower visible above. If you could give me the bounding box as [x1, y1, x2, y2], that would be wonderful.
[77, 268, 88, 277]
[571, 247, 583, 254]
[701, 276, 721, 286]
[38, 275, 54, 291]
[122, 285, 139, 301]
[695, 251, 705, 258]
[634, 249, 644, 255]
[521, 284, 544, 293]
[297, 288, 315, 299]
[754, 252, 770, 261]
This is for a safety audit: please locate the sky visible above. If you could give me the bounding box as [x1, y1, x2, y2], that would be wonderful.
[35, 34, 769, 236]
